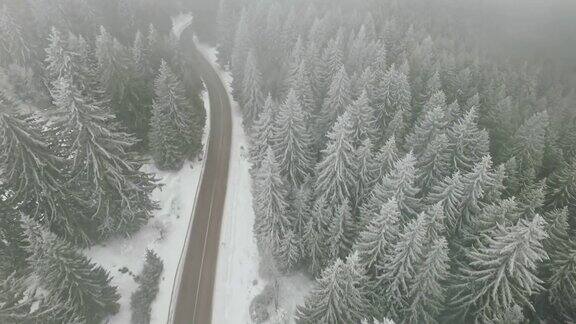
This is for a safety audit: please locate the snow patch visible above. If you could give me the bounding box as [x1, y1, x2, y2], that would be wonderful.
[171, 12, 193, 41]
[86, 90, 210, 324]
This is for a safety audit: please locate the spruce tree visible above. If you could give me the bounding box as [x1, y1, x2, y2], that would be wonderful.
[318, 66, 352, 139]
[378, 212, 428, 320]
[150, 60, 201, 170]
[302, 197, 331, 276]
[405, 106, 447, 157]
[428, 172, 465, 234]
[513, 111, 549, 171]
[52, 77, 158, 239]
[546, 159, 576, 212]
[276, 229, 301, 273]
[249, 95, 276, 169]
[296, 254, 370, 324]
[314, 111, 358, 207]
[328, 200, 356, 260]
[355, 198, 401, 275]
[252, 148, 289, 255]
[0, 5, 30, 66]
[376, 64, 412, 139]
[348, 90, 377, 145]
[374, 136, 400, 180]
[449, 215, 548, 322]
[405, 237, 450, 324]
[273, 90, 314, 186]
[416, 133, 450, 193]
[241, 51, 264, 126]
[368, 153, 421, 222]
[356, 139, 379, 205]
[23, 218, 120, 323]
[445, 107, 490, 172]
[0, 200, 27, 278]
[230, 9, 250, 101]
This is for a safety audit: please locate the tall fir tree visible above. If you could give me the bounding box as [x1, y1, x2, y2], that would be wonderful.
[273, 90, 314, 187]
[241, 51, 264, 126]
[404, 237, 450, 324]
[449, 215, 548, 322]
[249, 95, 276, 169]
[297, 253, 371, 324]
[314, 111, 359, 207]
[52, 77, 158, 239]
[23, 218, 120, 323]
[150, 60, 201, 170]
[445, 107, 490, 172]
[354, 198, 401, 275]
[252, 148, 289, 256]
[318, 65, 352, 141]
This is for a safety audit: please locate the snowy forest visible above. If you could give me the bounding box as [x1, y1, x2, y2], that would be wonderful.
[215, 0, 576, 323]
[0, 0, 205, 322]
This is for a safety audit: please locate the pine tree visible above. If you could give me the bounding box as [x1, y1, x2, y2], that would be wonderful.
[355, 198, 401, 275]
[231, 9, 250, 101]
[449, 215, 548, 322]
[513, 111, 549, 171]
[252, 148, 289, 254]
[348, 90, 377, 145]
[378, 212, 428, 320]
[249, 95, 276, 169]
[150, 60, 201, 170]
[374, 136, 400, 180]
[368, 153, 421, 222]
[416, 133, 450, 193]
[314, 112, 358, 206]
[0, 200, 27, 278]
[547, 159, 576, 212]
[0, 5, 30, 66]
[376, 64, 412, 139]
[328, 200, 356, 260]
[356, 139, 379, 205]
[544, 208, 576, 320]
[0, 99, 94, 243]
[45, 27, 76, 80]
[23, 218, 120, 323]
[405, 106, 447, 157]
[52, 77, 158, 239]
[297, 254, 370, 324]
[446, 107, 490, 172]
[132, 30, 151, 80]
[302, 197, 332, 276]
[273, 90, 314, 186]
[241, 51, 264, 126]
[276, 229, 301, 273]
[405, 237, 450, 324]
[428, 172, 465, 233]
[318, 66, 352, 139]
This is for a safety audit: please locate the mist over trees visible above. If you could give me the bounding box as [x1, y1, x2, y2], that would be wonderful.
[217, 0, 576, 322]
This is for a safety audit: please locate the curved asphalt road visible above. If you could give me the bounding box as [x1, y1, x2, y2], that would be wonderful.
[171, 29, 232, 324]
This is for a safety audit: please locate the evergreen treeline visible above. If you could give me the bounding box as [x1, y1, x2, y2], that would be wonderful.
[0, 0, 205, 321]
[217, 0, 576, 322]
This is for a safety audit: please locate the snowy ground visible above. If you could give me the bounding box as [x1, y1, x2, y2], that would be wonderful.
[86, 88, 210, 324]
[196, 43, 313, 324]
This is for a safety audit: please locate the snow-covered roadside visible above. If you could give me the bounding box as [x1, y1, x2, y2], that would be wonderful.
[86, 89, 210, 324]
[196, 43, 313, 324]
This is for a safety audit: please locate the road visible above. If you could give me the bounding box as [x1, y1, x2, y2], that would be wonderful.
[170, 28, 232, 324]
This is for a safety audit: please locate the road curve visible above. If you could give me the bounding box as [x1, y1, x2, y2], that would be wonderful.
[170, 29, 232, 324]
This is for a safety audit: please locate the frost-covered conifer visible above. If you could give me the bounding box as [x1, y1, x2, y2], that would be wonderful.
[405, 237, 449, 324]
[513, 111, 549, 171]
[446, 107, 490, 172]
[273, 90, 314, 186]
[150, 61, 201, 170]
[319, 66, 352, 138]
[356, 139, 379, 204]
[328, 200, 356, 260]
[249, 95, 276, 169]
[276, 229, 301, 273]
[348, 91, 377, 145]
[23, 218, 120, 322]
[253, 148, 289, 254]
[297, 254, 370, 323]
[0, 5, 30, 65]
[315, 112, 358, 206]
[449, 215, 548, 322]
[241, 51, 264, 125]
[52, 77, 158, 239]
[355, 199, 401, 274]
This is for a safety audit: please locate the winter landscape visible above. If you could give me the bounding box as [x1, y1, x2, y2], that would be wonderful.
[1, 0, 576, 323]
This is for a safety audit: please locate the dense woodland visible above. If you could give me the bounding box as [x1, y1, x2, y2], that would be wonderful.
[216, 0, 576, 323]
[0, 0, 205, 322]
